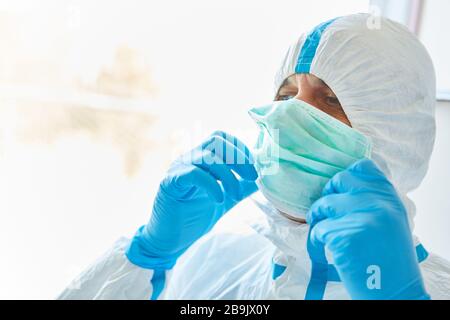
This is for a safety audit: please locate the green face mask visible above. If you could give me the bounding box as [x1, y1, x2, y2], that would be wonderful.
[249, 98, 372, 220]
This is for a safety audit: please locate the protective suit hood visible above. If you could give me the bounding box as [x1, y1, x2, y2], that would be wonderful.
[274, 13, 436, 226]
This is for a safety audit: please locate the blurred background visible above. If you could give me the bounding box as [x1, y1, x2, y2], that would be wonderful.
[0, 0, 449, 299]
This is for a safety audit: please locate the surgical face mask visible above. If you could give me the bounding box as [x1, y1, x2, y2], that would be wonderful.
[249, 98, 372, 220]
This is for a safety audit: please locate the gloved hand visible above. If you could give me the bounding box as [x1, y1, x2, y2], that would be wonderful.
[126, 131, 258, 270]
[307, 159, 430, 300]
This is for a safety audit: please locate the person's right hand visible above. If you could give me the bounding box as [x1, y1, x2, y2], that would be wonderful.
[126, 131, 258, 270]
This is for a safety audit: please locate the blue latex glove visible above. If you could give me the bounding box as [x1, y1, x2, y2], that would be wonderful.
[307, 159, 430, 300]
[126, 131, 258, 270]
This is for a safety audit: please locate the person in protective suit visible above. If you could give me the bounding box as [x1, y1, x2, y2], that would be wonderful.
[58, 14, 450, 300]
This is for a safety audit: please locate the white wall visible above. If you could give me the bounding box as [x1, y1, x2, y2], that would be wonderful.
[411, 101, 450, 260]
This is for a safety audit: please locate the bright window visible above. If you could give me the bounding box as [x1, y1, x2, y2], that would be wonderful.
[0, 0, 369, 299]
[418, 0, 450, 99]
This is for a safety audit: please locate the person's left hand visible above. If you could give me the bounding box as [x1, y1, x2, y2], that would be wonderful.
[307, 159, 430, 300]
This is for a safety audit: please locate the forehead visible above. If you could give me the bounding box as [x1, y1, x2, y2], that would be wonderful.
[284, 75, 297, 86]
[278, 74, 331, 91]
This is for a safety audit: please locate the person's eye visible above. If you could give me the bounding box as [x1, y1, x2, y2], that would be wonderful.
[325, 96, 340, 106]
[278, 95, 295, 101]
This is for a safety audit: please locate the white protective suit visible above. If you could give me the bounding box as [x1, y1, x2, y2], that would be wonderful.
[58, 14, 450, 300]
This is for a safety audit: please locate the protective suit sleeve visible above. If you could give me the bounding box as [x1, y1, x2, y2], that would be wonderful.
[57, 238, 170, 300]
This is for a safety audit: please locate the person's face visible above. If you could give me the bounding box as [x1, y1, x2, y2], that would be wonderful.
[273, 74, 351, 224]
[275, 74, 351, 127]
